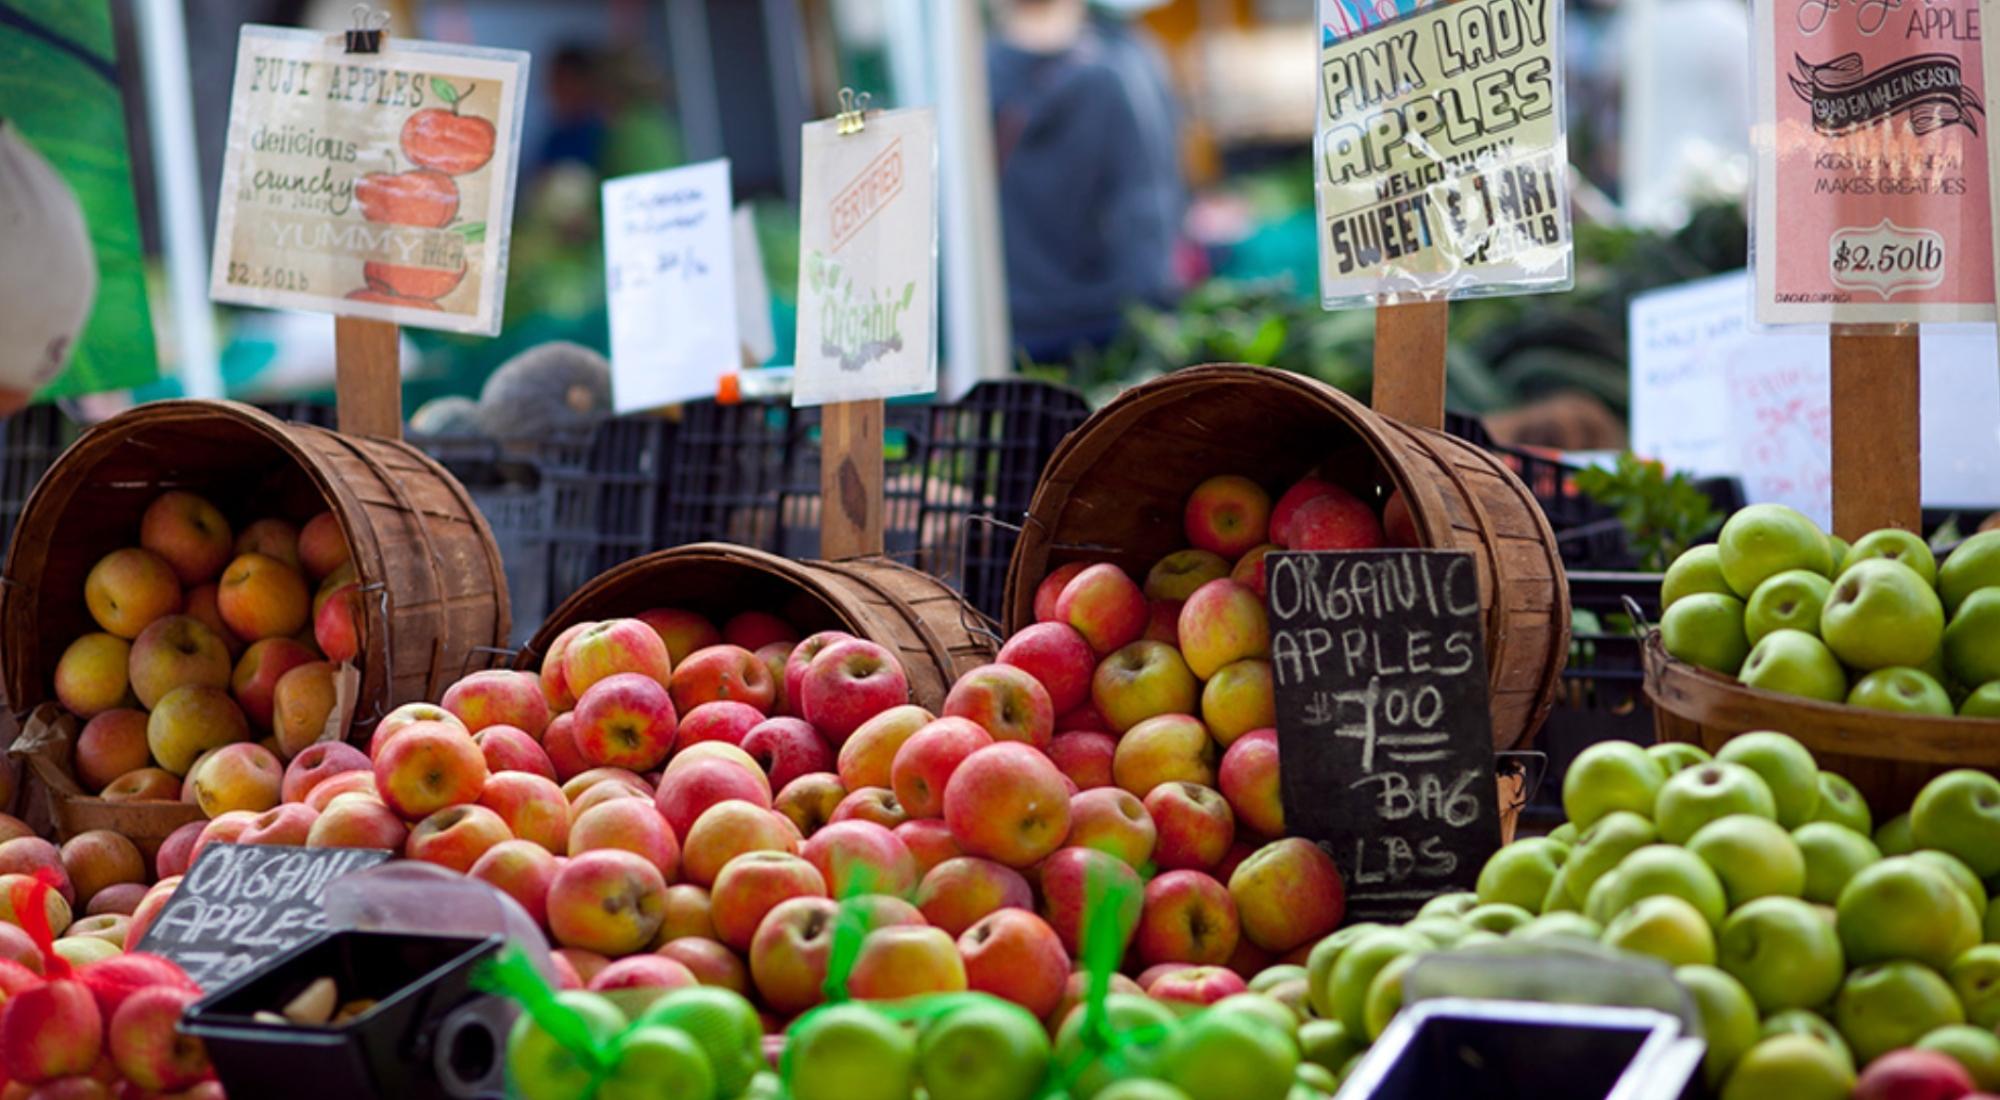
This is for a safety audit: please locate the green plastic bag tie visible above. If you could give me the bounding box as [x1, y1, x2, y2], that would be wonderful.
[1050, 862, 1164, 1093]
[816, 863, 883, 1007]
[472, 946, 616, 1088]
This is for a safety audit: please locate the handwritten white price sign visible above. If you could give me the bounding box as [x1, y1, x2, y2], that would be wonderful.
[602, 159, 739, 412]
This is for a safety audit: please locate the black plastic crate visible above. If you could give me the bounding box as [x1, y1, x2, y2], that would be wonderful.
[1522, 571, 1663, 826]
[545, 415, 678, 602]
[252, 401, 339, 429]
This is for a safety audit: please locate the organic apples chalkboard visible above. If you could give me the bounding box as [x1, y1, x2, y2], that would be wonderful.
[1267, 550, 1502, 921]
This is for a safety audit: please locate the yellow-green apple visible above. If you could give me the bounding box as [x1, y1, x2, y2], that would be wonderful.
[188, 741, 282, 817]
[1714, 731, 1821, 828]
[307, 791, 408, 851]
[55, 831, 140, 909]
[84, 548, 182, 639]
[658, 883, 715, 942]
[1113, 714, 1217, 796]
[1808, 772, 1874, 836]
[473, 724, 556, 780]
[655, 936, 750, 995]
[99, 766, 180, 803]
[942, 743, 1071, 870]
[1144, 598, 1183, 646]
[670, 644, 777, 715]
[1091, 641, 1198, 734]
[1184, 475, 1271, 558]
[682, 801, 801, 886]
[1201, 660, 1274, 747]
[67, 913, 129, 950]
[1177, 580, 1271, 680]
[1661, 593, 1751, 675]
[710, 851, 827, 951]
[1834, 961, 1965, 1065]
[1836, 856, 1979, 969]
[848, 925, 967, 1000]
[722, 610, 796, 652]
[373, 720, 489, 820]
[784, 631, 854, 718]
[228, 637, 316, 732]
[1068, 787, 1157, 869]
[1946, 589, 2000, 687]
[1662, 544, 1732, 609]
[634, 608, 722, 668]
[312, 582, 362, 662]
[1231, 545, 1276, 599]
[1744, 570, 1834, 646]
[1717, 504, 1833, 596]
[574, 672, 679, 772]
[138, 491, 232, 585]
[443, 669, 551, 738]
[896, 819, 960, 875]
[469, 839, 558, 926]
[270, 660, 338, 758]
[1055, 564, 1149, 655]
[1739, 628, 1849, 700]
[1146, 551, 1232, 603]
[1049, 731, 1115, 791]
[801, 819, 918, 898]
[755, 640, 794, 715]
[1603, 894, 1715, 966]
[547, 848, 668, 955]
[1137, 870, 1240, 967]
[785, 1003, 918, 1100]
[956, 908, 1069, 1018]
[1, 979, 103, 1083]
[749, 895, 841, 1015]
[563, 766, 649, 802]
[217, 552, 310, 641]
[303, 769, 378, 812]
[1148, 964, 1248, 1013]
[1289, 492, 1386, 551]
[369, 702, 465, 754]
[541, 713, 587, 782]
[1229, 838, 1345, 953]
[801, 639, 908, 746]
[234, 517, 300, 569]
[1033, 563, 1091, 623]
[477, 771, 568, 852]
[1821, 559, 1946, 671]
[297, 511, 348, 580]
[87, 883, 147, 917]
[1655, 762, 1777, 844]
[1474, 837, 1563, 911]
[72, 710, 149, 793]
[741, 717, 831, 791]
[914, 856, 1030, 936]
[1687, 814, 1804, 908]
[837, 705, 932, 790]
[237, 801, 318, 847]
[53, 634, 134, 719]
[1584, 843, 1727, 927]
[1561, 742, 1668, 831]
[565, 619, 675, 697]
[1039, 846, 1143, 955]
[405, 803, 511, 872]
[1323, 927, 1427, 1034]
[1913, 769, 2000, 877]
[1949, 944, 2000, 1028]
[127, 615, 230, 711]
[1673, 965, 1761, 1088]
[891, 717, 993, 819]
[1218, 729, 1282, 838]
[1146, 783, 1235, 871]
[537, 620, 595, 712]
[656, 757, 770, 837]
[570, 798, 680, 879]
[912, 991, 1051, 1100]
[996, 623, 1095, 716]
[183, 582, 239, 659]
[1841, 527, 1935, 586]
[775, 772, 846, 837]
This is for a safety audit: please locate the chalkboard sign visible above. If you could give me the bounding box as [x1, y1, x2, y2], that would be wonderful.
[137, 843, 389, 990]
[1267, 550, 1502, 921]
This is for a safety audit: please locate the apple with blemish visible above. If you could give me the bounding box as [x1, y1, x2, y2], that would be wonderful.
[546, 849, 668, 956]
[271, 660, 339, 758]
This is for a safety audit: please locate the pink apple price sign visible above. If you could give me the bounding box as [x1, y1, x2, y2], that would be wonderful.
[1266, 549, 1500, 921]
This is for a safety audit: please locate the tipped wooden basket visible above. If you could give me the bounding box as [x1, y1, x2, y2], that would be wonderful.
[1, 399, 511, 848]
[518, 542, 997, 713]
[1644, 631, 2000, 815]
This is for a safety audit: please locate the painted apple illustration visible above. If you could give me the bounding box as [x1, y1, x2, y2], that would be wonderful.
[345, 288, 442, 310]
[403, 79, 496, 175]
[364, 260, 468, 300]
[356, 168, 459, 227]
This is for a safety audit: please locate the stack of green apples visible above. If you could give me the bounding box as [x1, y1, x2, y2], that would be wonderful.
[1658, 508, 1999, 716]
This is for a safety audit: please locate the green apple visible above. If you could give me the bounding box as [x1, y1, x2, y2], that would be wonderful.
[1209, 993, 1300, 1039]
[1565, 811, 1660, 905]
[1603, 894, 1715, 966]
[1362, 953, 1418, 1040]
[1160, 1000, 1300, 1100]
[1250, 965, 1307, 994]
[1719, 1035, 1855, 1100]
[1648, 742, 1713, 775]
[1461, 903, 1533, 934]
[1760, 1009, 1854, 1070]
[916, 999, 1050, 1100]
[1835, 856, 1980, 970]
[600, 1025, 717, 1100]
[1417, 892, 1478, 919]
[1843, 528, 1939, 586]
[1912, 769, 2000, 877]
[1745, 570, 1835, 645]
[1987, 896, 2000, 942]
[1912, 849, 1988, 913]
[1548, 821, 1578, 845]
[1403, 917, 1472, 948]
[1918, 1024, 2000, 1090]
[1821, 559, 1946, 671]
[1055, 995, 1178, 1098]
[1688, 814, 1806, 907]
[1833, 960, 1966, 1065]
[1663, 544, 1734, 608]
[1962, 682, 2000, 718]
[1827, 534, 1850, 570]
[1475, 837, 1566, 912]
[1740, 630, 1848, 703]
[1676, 964, 1761, 1087]
[1949, 943, 2000, 1028]
[1715, 731, 1821, 828]
[1585, 844, 1728, 927]
[1807, 771, 1873, 834]
[1298, 1064, 1339, 1094]
[1940, 530, 2000, 615]
[507, 991, 629, 1100]
[1662, 594, 1752, 675]
[1541, 864, 1580, 913]
[1793, 821, 1882, 905]
[742, 1072, 782, 1100]
[1304, 923, 1385, 1019]
[1876, 811, 1916, 855]
[1716, 896, 1844, 1013]
[1326, 929, 1429, 1035]
[1718, 504, 1834, 596]
[1945, 589, 2000, 687]
[1563, 742, 1669, 831]
[1512, 912, 1602, 942]
[1094, 1082, 1190, 1100]
[636, 987, 766, 1097]
[1847, 666, 1954, 715]
[1655, 762, 1778, 844]
[1297, 1019, 1363, 1073]
[790, 1004, 918, 1100]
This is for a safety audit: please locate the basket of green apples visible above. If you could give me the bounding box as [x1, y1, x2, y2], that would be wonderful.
[1644, 508, 2000, 813]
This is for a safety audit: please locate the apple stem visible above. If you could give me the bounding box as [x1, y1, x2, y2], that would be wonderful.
[455, 83, 476, 115]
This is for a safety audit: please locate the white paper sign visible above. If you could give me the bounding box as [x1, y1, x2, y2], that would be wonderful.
[734, 205, 777, 366]
[1631, 271, 2000, 525]
[793, 107, 938, 407]
[602, 159, 738, 412]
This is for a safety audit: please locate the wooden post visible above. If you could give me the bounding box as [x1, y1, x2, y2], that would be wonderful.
[1372, 298, 1450, 430]
[333, 317, 403, 440]
[819, 399, 885, 559]
[1829, 325, 1921, 538]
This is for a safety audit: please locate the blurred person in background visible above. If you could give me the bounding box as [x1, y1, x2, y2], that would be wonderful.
[989, 0, 1181, 365]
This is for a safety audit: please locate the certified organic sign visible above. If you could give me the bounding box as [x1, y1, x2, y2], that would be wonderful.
[1313, 0, 1573, 307]
[793, 107, 937, 407]
[209, 26, 528, 335]
[1755, 0, 1992, 322]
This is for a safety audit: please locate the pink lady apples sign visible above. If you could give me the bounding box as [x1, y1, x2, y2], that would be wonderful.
[1755, 0, 1993, 321]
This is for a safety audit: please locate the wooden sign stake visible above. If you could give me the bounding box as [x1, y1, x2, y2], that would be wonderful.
[333, 317, 403, 439]
[1828, 324, 1921, 539]
[816, 89, 886, 561]
[1373, 297, 1450, 430]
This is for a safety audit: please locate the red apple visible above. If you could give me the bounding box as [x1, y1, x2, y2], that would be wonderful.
[1229, 838, 1345, 952]
[537, 620, 595, 712]
[636, 608, 723, 667]
[405, 803, 511, 873]
[656, 936, 750, 995]
[237, 802, 318, 847]
[722, 611, 798, 652]
[541, 712, 589, 782]
[681, 801, 801, 886]
[1048, 731, 1116, 791]
[800, 640, 909, 746]
[1218, 729, 1283, 837]
[894, 819, 960, 875]
[831, 787, 909, 829]
[473, 724, 557, 780]
[228, 637, 317, 732]
[996, 623, 1095, 715]
[740, 717, 832, 791]
[1136, 869, 1240, 966]
[1055, 564, 1148, 655]
[801, 820, 918, 899]
[587, 955, 698, 1000]
[1382, 487, 1419, 547]
[957, 908, 1070, 1019]
[748, 896, 839, 1016]
[1231, 544, 1277, 599]
[710, 851, 827, 952]
[755, 641, 794, 715]
[573, 673, 678, 772]
[1033, 562, 1091, 624]
[469, 839, 560, 927]
[477, 771, 570, 853]
[546, 849, 668, 956]
[1038, 847, 1143, 956]
[943, 664, 1055, 751]
[303, 770, 377, 813]
[655, 757, 771, 838]
[0, 980, 100, 1083]
[563, 619, 674, 698]
[569, 798, 680, 879]
[372, 721, 488, 820]
[890, 718, 993, 820]
[943, 744, 1071, 870]
[1186, 475, 1272, 558]
[1067, 787, 1157, 869]
[313, 582, 363, 663]
[675, 701, 765, 751]
[915, 856, 1031, 936]
[670, 645, 777, 715]
[442, 669, 551, 738]
[280, 740, 371, 804]
[783, 631, 854, 719]
[1148, 964, 1247, 1011]
[1145, 782, 1235, 871]
[1270, 477, 1341, 547]
[1143, 599, 1182, 647]
[307, 791, 409, 851]
[1289, 491, 1386, 551]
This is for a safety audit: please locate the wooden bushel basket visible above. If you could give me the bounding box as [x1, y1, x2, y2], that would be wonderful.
[0, 400, 511, 846]
[517, 542, 997, 713]
[1643, 631, 2000, 816]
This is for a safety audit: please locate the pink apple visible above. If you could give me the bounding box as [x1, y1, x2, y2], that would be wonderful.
[154, 822, 202, 881]
[800, 640, 909, 746]
[541, 712, 589, 782]
[801, 820, 919, 899]
[537, 620, 595, 712]
[943, 664, 1055, 751]
[108, 984, 208, 1091]
[1038, 847, 1143, 956]
[755, 641, 794, 715]
[670, 644, 777, 715]
[86, 883, 145, 917]
[1055, 564, 1148, 655]
[741, 717, 832, 791]
[710, 851, 827, 951]
[748, 896, 840, 1015]
[722, 611, 798, 652]
[831, 787, 910, 829]
[303, 770, 378, 813]
[675, 701, 765, 751]
[1136, 870, 1240, 966]
[470, 839, 560, 927]
[569, 797, 680, 879]
[546, 849, 668, 956]
[563, 619, 674, 697]
[1048, 732, 1116, 791]
[1270, 477, 1341, 546]
[681, 800, 801, 886]
[237, 802, 318, 847]
[1148, 964, 1247, 1011]
[915, 856, 1031, 936]
[774, 772, 847, 838]
[837, 705, 933, 790]
[587, 955, 698, 1000]
[442, 670, 551, 739]
[958, 908, 1071, 1019]
[1177, 579, 1270, 680]
[573, 672, 679, 771]
[1057, 702, 1111, 734]
[656, 936, 750, 995]
[1033, 562, 1091, 623]
[894, 819, 960, 875]
[636, 608, 723, 667]
[996, 623, 1095, 715]
[227, 637, 316, 732]
[473, 724, 556, 780]
[1048, 972, 1145, 1033]
[1289, 490, 1386, 551]
[1067, 787, 1157, 869]
[1853, 1048, 1976, 1100]
[372, 721, 489, 820]
[1185, 475, 1272, 558]
[1143, 599, 1182, 647]
[280, 740, 371, 804]
[368, 702, 466, 756]
[1145, 782, 1235, 871]
[298, 511, 348, 580]
[942, 743, 1071, 870]
[307, 792, 410, 851]
[783, 631, 854, 719]
[1229, 837, 1345, 952]
[1218, 729, 1283, 837]
[1231, 544, 1277, 599]
[848, 925, 967, 1001]
[890, 717, 994, 819]
[477, 771, 570, 853]
[554, 948, 610, 988]
[655, 757, 771, 838]
[405, 803, 511, 873]
[562, 766, 649, 803]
